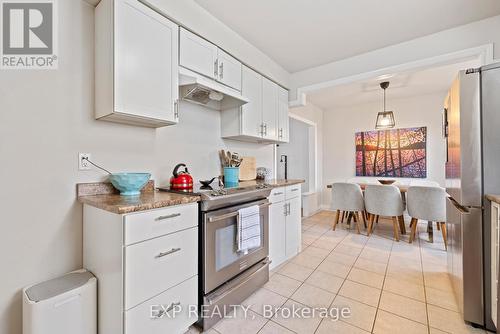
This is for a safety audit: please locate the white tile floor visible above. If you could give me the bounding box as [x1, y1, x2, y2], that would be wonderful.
[187, 211, 489, 334]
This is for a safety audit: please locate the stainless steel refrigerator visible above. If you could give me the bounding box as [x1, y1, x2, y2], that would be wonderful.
[444, 62, 500, 331]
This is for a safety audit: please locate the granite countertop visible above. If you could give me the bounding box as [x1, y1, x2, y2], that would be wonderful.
[77, 181, 200, 214]
[486, 194, 500, 205]
[77, 179, 303, 214]
[239, 179, 305, 188]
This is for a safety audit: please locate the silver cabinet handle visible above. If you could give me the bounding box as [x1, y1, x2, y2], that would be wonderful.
[219, 61, 224, 79]
[164, 301, 181, 313]
[214, 59, 219, 77]
[263, 123, 267, 136]
[273, 192, 284, 195]
[153, 301, 181, 318]
[287, 203, 291, 215]
[155, 248, 181, 259]
[174, 100, 179, 119]
[259, 123, 264, 137]
[291, 188, 299, 192]
[155, 213, 181, 221]
[283, 203, 287, 216]
[279, 128, 283, 138]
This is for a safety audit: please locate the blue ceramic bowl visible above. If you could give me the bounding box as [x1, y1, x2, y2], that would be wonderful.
[109, 173, 151, 196]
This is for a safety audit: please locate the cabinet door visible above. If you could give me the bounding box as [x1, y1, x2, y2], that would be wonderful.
[262, 78, 279, 140]
[269, 202, 287, 269]
[217, 49, 242, 91]
[277, 87, 290, 143]
[114, 0, 179, 122]
[241, 66, 263, 137]
[180, 28, 218, 79]
[286, 196, 302, 257]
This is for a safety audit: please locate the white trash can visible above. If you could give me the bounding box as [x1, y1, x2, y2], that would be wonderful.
[23, 269, 97, 334]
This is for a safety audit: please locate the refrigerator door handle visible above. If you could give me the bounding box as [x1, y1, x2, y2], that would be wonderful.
[449, 197, 471, 214]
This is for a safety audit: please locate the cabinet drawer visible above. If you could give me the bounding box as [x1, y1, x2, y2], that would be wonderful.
[124, 203, 198, 245]
[124, 227, 198, 309]
[269, 187, 285, 204]
[125, 275, 198, 334]
[285, 184, 301, 199]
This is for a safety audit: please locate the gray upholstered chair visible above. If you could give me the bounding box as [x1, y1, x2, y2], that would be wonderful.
[364, 184, 405, 241]
[407, 186, 447, 249]
[409, 180, 440, 187]
[331, 182, 366, 233]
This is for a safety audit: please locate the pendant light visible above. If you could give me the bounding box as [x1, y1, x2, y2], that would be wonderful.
[375, 81, 395, 129]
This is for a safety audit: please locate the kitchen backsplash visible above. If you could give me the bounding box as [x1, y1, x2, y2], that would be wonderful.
[153, 101, 275, 187]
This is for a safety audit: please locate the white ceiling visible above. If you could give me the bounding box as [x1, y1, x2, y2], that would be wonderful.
[193, 0, 500, 72]
[306, 60, 479, 110]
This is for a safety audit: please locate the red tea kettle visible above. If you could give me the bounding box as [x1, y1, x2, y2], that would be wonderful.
[170, 163, 194, 190]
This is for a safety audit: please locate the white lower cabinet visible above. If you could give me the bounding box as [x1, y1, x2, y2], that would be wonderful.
[269, 185, 302, 269]
[125, 276, 198, 334]
[124, 227, 198, 310]
[269, 201, 287, 267]
[286, 196, 302, 257]
[83, 202, 198, 334]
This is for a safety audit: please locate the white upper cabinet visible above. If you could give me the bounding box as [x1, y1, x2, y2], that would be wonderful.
[240, 66, 263, 137]
[95, 0, 179, 127]
[180, 28, 218, 80]
[217, 49, 242, 91]
[262, 77, 278, 141]
[221, 65, 287, 143]
[277, 87, 290, 143]
[179, 28, 242, 91]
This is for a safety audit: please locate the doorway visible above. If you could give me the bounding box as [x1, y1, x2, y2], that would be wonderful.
[277, 116, 318, 216]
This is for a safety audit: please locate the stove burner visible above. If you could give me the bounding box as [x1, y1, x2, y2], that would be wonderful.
[210, 189, 228, 197]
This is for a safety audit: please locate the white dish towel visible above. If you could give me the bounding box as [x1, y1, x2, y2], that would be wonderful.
[237, 205, 261, 254]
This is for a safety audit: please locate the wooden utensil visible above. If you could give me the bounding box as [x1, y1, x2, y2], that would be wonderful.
[239, 157, 257, 180]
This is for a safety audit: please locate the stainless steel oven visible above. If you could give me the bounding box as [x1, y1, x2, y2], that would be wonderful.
[159, 181, 272, 330]
[203, 198, 269, 293]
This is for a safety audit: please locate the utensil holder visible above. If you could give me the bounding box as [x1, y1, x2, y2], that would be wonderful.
[224, 167, 240, 184]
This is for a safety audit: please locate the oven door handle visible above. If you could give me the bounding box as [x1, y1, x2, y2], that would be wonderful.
[208, 202, 271, 223]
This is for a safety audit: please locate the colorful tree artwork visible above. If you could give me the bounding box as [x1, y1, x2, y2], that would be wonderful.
[355, 127, 427, 178]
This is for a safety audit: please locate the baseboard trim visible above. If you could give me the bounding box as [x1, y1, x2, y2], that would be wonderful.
[319, 205, 334, 211]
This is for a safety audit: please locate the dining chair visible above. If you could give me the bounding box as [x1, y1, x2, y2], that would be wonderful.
[364, 184, 405, 241]
[331, 182, 366, 233]
[409, 180, 440, 187]
[407, 186, 447, 249]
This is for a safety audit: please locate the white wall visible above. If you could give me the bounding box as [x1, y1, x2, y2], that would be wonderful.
[290, 15, 500, 100]
[0, 1, 281, 333]
[321, 92, 446, 208]
[145, 0, 290, 87]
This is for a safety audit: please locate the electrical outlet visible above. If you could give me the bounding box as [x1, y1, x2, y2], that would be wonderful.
[79, 153, 91, 170]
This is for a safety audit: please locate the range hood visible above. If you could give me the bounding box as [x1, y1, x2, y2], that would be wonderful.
[179, 67, 249, 111]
